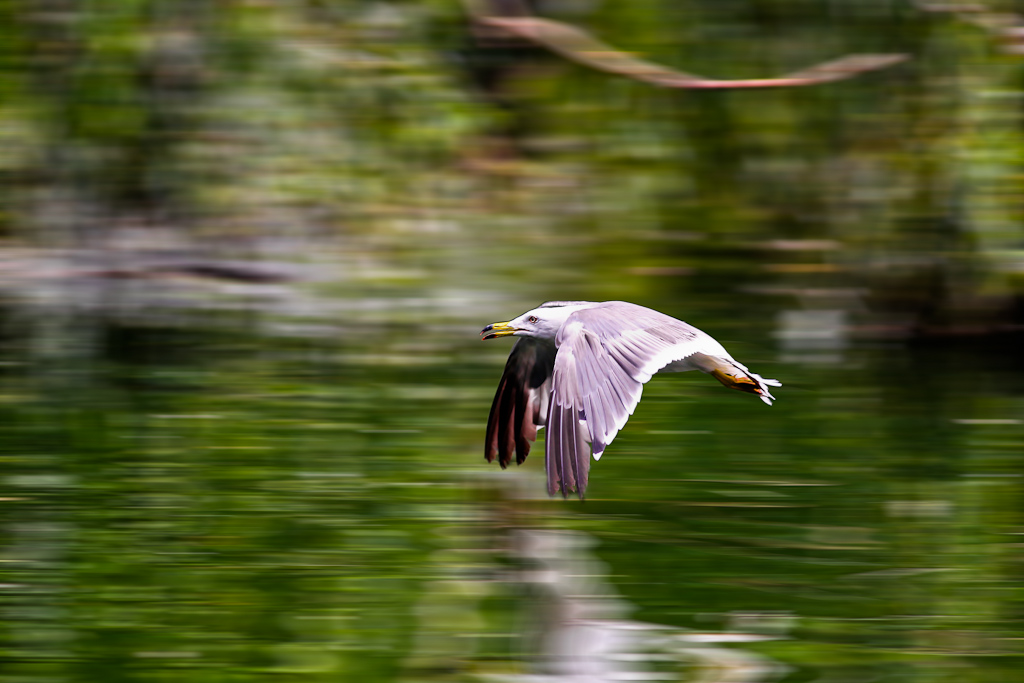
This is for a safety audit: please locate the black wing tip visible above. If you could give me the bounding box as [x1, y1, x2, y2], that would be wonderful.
[485, 448, 513, 469]
[486, 339, 555, 476]
[486, 445, 524, 470]
[514, 432, 531, 465]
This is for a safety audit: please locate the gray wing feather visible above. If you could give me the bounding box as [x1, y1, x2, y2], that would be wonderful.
[546, 395, 591, 498]
[544, 302, 715, 498]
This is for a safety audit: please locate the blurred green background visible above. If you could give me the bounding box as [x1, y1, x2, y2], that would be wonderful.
[2, 1, 1024, 681]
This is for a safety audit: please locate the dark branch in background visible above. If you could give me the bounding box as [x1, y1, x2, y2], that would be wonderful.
[463, 1, 908, 89]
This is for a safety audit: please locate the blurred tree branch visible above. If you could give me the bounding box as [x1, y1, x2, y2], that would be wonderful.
[463, 0, 908, 89]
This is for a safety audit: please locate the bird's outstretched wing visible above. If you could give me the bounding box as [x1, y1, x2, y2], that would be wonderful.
[485, 338, 557, 468]
[546, 302, 777, 499]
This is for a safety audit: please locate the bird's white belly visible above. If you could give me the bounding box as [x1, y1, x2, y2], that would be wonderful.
[658, 352, 719, 374]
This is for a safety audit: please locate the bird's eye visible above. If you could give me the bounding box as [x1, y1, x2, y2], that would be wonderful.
[528, 315, 538, 324]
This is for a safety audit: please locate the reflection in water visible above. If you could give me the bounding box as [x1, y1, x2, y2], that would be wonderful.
[482, 527, 786, 683]
[1, 255, 1023, 683]
[407, 471, 787, 683]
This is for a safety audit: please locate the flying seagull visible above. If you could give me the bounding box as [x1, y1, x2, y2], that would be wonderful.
[481, 301, 780, 499]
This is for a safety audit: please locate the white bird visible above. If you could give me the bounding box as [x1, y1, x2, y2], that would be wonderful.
[481, 301, 780, 499]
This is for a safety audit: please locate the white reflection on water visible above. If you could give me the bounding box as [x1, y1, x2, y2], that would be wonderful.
[477, 529, 788, 683]
[775, 309, 847, 365]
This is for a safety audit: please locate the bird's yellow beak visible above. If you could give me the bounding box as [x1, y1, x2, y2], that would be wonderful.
[481, 321, 516, 340]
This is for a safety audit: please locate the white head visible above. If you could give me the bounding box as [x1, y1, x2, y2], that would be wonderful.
[481, 301, 595, 342]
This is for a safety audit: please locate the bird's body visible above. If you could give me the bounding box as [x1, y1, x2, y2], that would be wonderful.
[481, 301, 780, 498]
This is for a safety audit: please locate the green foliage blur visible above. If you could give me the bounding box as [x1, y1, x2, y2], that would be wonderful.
[3, 2, 1024, 683]
[0, 0, 1022, 326]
